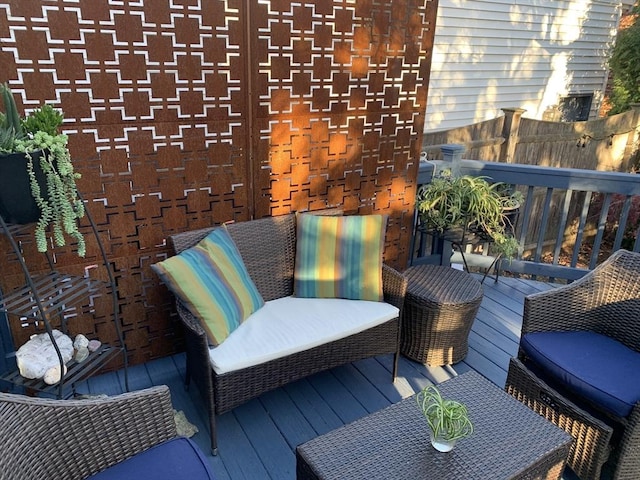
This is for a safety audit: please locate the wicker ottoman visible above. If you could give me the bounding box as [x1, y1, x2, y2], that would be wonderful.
[400, 265, 483, 366]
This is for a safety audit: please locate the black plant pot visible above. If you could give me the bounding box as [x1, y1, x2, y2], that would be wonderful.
[503, 205, 520, 235]
[0, 150, 48, 224]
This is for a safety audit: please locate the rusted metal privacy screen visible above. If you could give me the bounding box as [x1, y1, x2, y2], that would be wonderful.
[0, 0, 436, 365]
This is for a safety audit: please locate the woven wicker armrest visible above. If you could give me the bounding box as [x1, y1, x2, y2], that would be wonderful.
[177, 300, 206, 337]
[382, 263, 407, 310]
[0, 385, 177, 480]
[523, 250, 640, 338]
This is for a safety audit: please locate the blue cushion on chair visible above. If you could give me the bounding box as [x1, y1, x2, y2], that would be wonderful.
[87, 437, 215, 480]
[521, 331, 640, 418]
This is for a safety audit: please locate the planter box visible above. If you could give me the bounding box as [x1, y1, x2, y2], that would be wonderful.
[0, 150, 47, 224]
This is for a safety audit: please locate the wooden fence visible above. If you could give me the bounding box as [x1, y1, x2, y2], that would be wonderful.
[422, 105, 640, 173]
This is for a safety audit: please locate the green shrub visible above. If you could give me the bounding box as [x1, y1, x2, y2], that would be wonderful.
[608, 11, 640, 115]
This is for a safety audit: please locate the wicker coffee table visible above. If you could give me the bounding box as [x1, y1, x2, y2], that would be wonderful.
[296, 371, 572, 480]
[401, 265, 483, 366]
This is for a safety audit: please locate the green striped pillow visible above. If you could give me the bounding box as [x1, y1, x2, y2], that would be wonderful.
[294, 214, 387, 301]
[152, 227, 264, 346]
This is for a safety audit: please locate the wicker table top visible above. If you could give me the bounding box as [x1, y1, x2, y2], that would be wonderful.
[296, 371, 572, 480]
[405, 265, 483, 305]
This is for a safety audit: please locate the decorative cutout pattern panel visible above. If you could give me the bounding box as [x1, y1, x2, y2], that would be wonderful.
[251, 0, 436, 265]
[0, 0, 436, 364]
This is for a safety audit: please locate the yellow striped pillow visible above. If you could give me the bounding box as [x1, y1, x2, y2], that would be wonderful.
[294, 214, 387, 301]
[152, 227, 264, 345]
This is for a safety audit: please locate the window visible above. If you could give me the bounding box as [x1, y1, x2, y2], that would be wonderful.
[558, 94, 593, 122]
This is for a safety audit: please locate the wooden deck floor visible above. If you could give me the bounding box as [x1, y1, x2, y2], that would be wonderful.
[76, 275, 582, 480]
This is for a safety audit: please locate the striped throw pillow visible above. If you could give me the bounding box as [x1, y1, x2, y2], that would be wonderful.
[294, 214, 387, 301]
[152, 227, 264, 346]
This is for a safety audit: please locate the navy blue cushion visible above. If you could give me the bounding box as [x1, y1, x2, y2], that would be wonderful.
[87, 437, 215, 480]
[521, 331, 640, 418]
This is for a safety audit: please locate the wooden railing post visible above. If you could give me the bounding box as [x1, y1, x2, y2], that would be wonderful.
[499, 108, 526, 164]
[441, 144, 465, 176]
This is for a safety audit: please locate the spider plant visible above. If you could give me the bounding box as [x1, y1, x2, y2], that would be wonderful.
[416, 384, 473, 451]
[415, 170, 521, 259]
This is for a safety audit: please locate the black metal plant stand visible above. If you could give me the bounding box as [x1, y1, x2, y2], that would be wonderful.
[0, 199, 128, 399]
[411, 217, 507, 284]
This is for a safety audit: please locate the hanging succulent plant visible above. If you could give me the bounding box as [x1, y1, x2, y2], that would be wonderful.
[0, 83, 85, 257]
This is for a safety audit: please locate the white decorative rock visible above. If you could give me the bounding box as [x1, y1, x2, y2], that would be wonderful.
[74, 347, 90, 363]
[16, 330, 74, 380]
[43, 364, 68, 385]
[73, 334, 90, 362]
[73, 334, 89, 350]
[174, 410, 199, 438]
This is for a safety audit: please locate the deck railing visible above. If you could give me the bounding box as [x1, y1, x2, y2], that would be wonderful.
[412, 145, 640, 282]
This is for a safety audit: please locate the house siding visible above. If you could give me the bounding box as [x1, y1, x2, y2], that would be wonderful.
[425, 0, 633, 132]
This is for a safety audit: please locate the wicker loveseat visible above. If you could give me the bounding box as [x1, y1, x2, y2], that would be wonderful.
[506, 249, 640, 480]
[168, 213, 407, 454]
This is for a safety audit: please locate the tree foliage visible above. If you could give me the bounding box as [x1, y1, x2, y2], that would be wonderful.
[608, 4, 640, 115]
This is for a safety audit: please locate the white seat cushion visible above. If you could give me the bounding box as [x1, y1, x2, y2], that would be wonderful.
[209, 296, 399, 374]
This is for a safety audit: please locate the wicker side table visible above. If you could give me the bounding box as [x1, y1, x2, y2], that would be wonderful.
[400, 265, 483, 366]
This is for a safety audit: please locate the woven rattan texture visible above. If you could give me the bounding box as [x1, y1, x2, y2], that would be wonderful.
[506, 358, 613, 480]
[507, 250, 640, 480]
[170, 215, 407, 452]
[296, 370, 572, 480]
[227, 214, 297, 302]
[400, 265, 483, 366]
[0, 386, 176, 480]
[1, 1, 437, 365]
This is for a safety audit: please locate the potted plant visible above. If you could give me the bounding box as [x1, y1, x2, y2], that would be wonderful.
[415, 170, 521, 260]
[416, 384, 473, 452]
[495, 183, 524, 232]
[490, 183, 523, 261]
[0, 83, 85, 256]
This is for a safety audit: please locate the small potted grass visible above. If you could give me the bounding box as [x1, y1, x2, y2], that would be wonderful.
[416, 384, 473, 452]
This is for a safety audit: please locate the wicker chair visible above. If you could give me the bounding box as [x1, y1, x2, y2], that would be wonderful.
[505, 249, 640, 480]
[169, 214, 407, 454]
[0, 386, 214, 480]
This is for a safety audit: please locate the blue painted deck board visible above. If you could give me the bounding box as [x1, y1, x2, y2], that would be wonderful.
[471, 312, 519, 353]
[259, 388, 318, 448]
[282, 379, 345, 436]
[233, 400, 296, 479]
[307, 370, 370, 425]
[62, 277, 582, 480]
[331, 362, 393, 412]
[350, 356, 408, 403]
[216, 411, 265, 479]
